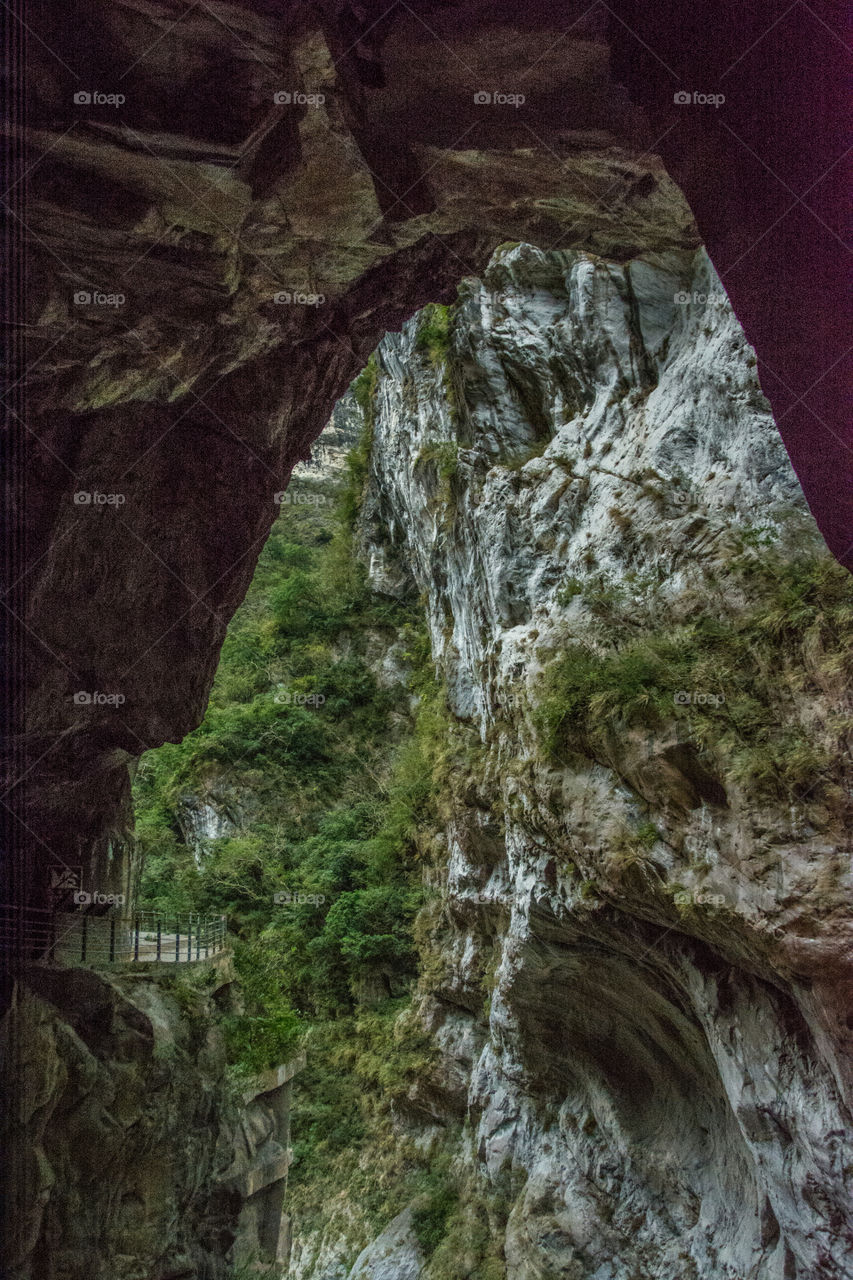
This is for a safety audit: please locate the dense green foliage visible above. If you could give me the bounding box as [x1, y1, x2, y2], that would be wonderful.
[134, 428, 436, 1073]
[130, 327, 853, 1273]
[537, 530, 853, 803]
[133, 393, 485, 1268]
[287, 1000, 438, 1223]
[414, 303, 454, 366]
[411, 1157, 458, 1257]
[416, 440, 459, 480]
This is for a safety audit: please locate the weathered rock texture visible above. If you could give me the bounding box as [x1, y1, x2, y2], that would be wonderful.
[8, 0, 850, 915]
[0, 953, 304, 1280]
[177, 781, 257, 864]
[233, 1055, 306, 1274]
[346, 1208, 425, 1280]
[327, 243, 853, 1278]
[0, 960, 241, 1280]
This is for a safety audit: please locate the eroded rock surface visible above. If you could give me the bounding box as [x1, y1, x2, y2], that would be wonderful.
[1, 956, 306, 1280]
[0, 962, 240, 1280]
[316, 243, 853, 1278]
[15, 0, 698, 904]
[346, 1208, 425, 1280]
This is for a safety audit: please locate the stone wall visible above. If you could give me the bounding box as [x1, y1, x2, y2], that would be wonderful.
[0, 956, 302, 1280]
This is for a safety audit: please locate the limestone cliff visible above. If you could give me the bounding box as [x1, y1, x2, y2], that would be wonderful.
[292, 244, 853, 1278]
[9, 243, 850, 1280]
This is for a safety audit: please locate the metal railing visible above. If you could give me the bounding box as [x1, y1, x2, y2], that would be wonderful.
[0, 906, 228, 966]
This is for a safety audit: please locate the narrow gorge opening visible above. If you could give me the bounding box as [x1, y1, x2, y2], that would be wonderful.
[122, 243, 852, 1279]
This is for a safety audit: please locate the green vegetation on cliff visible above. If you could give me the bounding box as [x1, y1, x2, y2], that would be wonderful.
[133, 409, 467, 1261]
[537, 525, 853, 805]
[415, 302, 454, 366]
[134, 432, 433, 1069]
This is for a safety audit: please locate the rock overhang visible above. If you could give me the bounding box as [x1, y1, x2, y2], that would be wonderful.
[8, 0, 850, 902]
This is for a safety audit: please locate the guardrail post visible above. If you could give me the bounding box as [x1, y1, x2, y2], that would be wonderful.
[187, 916, 192, 962]
[81, 915, 87, 963]
[133, 916, 140, 961]
[109, 917, 116, 963]
[175, 921, 180, 964]
[195, 918, 200, 960]
[156, 918, 162, 962]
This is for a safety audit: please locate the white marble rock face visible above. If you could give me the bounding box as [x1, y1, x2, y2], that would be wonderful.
[288, 244, 853, 1280]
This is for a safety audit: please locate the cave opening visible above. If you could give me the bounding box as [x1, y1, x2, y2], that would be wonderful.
[4, 2, 852, 1278]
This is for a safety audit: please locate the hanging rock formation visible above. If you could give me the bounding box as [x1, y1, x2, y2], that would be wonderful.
[8, 0, 850, 909]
